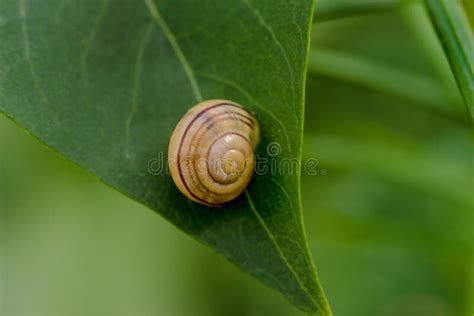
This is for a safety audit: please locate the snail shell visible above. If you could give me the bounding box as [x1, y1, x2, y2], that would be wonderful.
[168, 99, 260, 206]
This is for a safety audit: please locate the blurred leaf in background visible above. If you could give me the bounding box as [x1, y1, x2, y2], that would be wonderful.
[306, 1, 473, 316]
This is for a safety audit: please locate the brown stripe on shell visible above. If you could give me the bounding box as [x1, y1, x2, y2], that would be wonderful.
[204, 111, 254, 130]
[177, 102, 253, 206]
[183, 111, 254, 203]
[183, 116, 253, 203]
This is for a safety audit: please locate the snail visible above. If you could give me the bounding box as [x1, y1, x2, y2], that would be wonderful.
[168, 99, 260, 206]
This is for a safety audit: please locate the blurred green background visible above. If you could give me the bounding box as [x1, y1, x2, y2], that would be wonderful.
[1, 1, 473, 315]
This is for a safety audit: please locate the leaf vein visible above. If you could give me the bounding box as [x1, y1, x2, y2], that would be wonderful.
[144, 0, 202, 102]
[80, 0, 111, 84]
[19, 0, 48, 105]
[241, 0, 298, 125]
[244, 190, 320, 311]
[262, 176, 299, 227]
[124, 22, 154, 160]
[196, 72, 291, 154]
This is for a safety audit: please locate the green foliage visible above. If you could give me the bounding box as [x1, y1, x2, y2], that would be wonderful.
[0, 0, 332, 314]
[307, 9, 473, 314]
[308, 48, 456, 111]
[315, 0, 404, 22]
[425, 0, 474, 118]
[1, 0, 473, 315]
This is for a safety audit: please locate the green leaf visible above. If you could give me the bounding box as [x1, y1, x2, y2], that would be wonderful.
[307, 47, 457, 112]
[400, 0, 464, 105]
[0, 0, 331, 314]
[425, 0, 474, 118]
[314, 0, 405, 22]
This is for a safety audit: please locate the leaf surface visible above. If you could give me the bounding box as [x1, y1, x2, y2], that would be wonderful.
[0, 0, 330, 314]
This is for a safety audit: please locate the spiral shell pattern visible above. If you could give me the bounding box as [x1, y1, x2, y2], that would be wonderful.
[168, 99, 260, 206]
